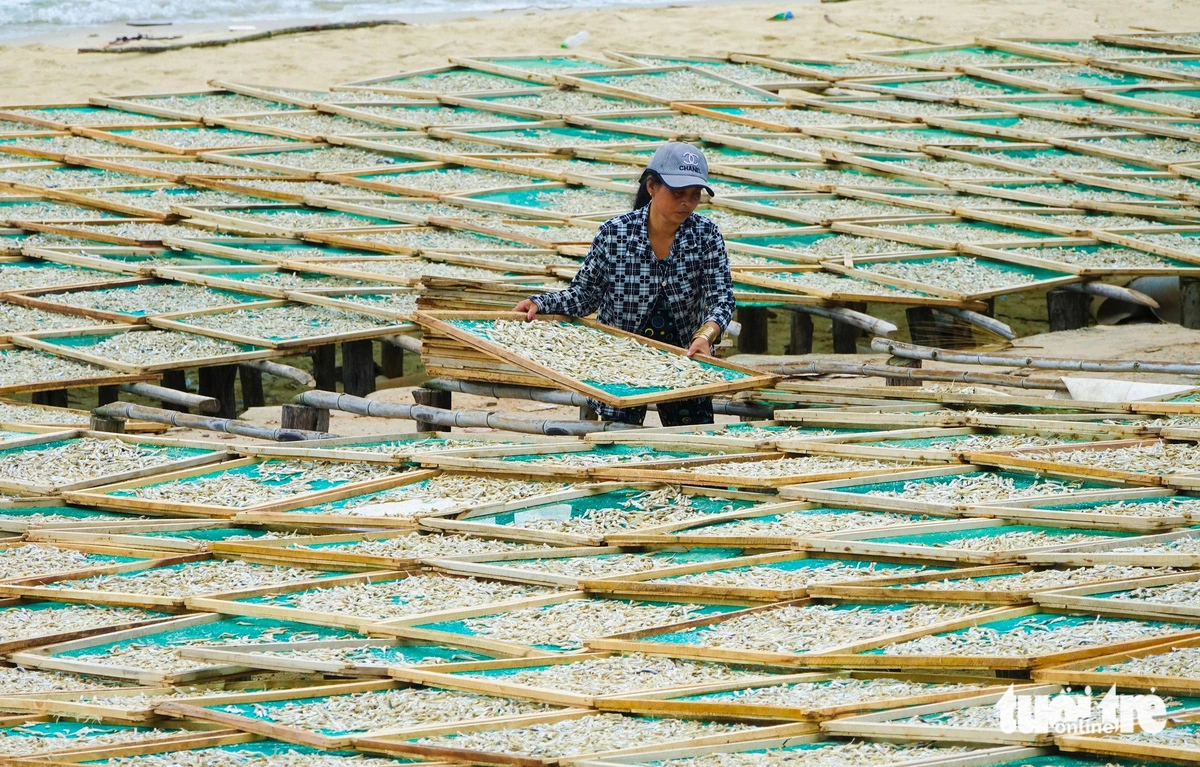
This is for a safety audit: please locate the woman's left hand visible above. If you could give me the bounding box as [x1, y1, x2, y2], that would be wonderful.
[686, 336, 713, 358]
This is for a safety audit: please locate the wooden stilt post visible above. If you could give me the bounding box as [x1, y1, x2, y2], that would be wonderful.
[412, 388, 451, 432]
[311, 345, 337, 391]
[1181, 278, 1200, 330]
[281, 403, 329, 433]
[832, 303, 866, 354]
[89, 414, 126, 433]
[885, 356, 922, 387]
[97, 385, 120, 406]
[198, 365, 238, 420]
[785, 311, 813, 355]
[238, 365, 265, 409]
[341, 340, 376, 397]
[31, 390, 68, 408]
[1047, 288, 1091, 332]
[381, 343, 405, 378]
[736, 307, 769, 354]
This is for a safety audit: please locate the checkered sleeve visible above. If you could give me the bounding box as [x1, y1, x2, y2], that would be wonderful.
[528, 223, 611, 318]
[699, 223, 736, 331]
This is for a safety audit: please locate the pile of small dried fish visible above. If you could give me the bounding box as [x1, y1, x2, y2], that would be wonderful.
[0, 665, 124, 694]
[331, 475, 560, 518]
[177, 304, 397, 340]
[270, 574, 550, 619]
[858, 259, 1041, 293]
[656, 560, 925, 589]
[120, 460, 399, 507]
[691, 676, 985, 709]
[865, 474, 1086, 504]
[934, 529, 1102, 552]
[593, 71, 775, 102]
[1100, 645, 1200, 676]
[127, 94, 284, 116]
[901, 565, 1174, 592]
[1110, 580, 1200, 606]
[652, 741, 974, 767]
[0, 604, 161, 643]
[515, 487, 728, 536]
[0, 544, 108, 579]
[882, 615, 1188, 657]
[45, 560, 327, 597]
[0, 302, 108, 334]
[684, 510, 927, 538]
[675, 455, 904, 479]
[765, 271, 926, 297]
[104, 748, 412, 767]
[690, 603, 988, 653]
[1105, 537, 1200, 555]
[482, 653, 765, 695]
[0, 264, 121, 292]
[1023, 442, 1200, 474]
[0, 438, 179, 486]
[413, 713, 755, 757]
[0, 726, 186, 757]
[499, 551, 698, 578]
[41, 283, 249, 315]
[530, 188, 629, 214]
[224, 687, 549, 732]
[90, 330, 250, 365]
[475, 319, 732, 388]
[462, 598, 707, 649]
[297, 531, 540, 559]
[1116, 725, 1200, 747]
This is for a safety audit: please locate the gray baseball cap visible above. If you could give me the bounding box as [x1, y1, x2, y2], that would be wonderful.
[646, 141, 713, 196]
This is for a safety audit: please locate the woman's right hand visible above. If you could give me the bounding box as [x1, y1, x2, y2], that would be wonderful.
[514, 299, 539, 321]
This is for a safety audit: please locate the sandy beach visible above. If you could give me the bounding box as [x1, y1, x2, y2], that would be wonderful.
[0, 0, 1194, 103]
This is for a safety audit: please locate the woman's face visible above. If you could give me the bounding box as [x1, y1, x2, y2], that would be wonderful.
[649, 178, 704, 226]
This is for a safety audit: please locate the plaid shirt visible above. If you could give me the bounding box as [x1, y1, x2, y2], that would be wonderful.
[530, 206, 736, 337]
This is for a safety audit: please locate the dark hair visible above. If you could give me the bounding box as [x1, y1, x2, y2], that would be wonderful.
[633, 169, 663, 211]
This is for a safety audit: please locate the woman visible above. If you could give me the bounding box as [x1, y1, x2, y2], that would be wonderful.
[514, 142, 736, 426]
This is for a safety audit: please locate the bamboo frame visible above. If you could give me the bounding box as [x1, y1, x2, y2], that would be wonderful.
[1033, 570, 1200, 621]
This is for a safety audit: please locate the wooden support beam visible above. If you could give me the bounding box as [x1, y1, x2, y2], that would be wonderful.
[831, 302, 866, 354]
[785, 311, 813, 356]
[311, 345, 337, 392]
[411, 388, 451, 432]
[341, 340, 376, 397]
[198, 365, 238, 420]
[735, 307, 770, 354]
[238, 365, 265, 409]
[31, 390, 68, 408]
[1047, 287, 1091, 332]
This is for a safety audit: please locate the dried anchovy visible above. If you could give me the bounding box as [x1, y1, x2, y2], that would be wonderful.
[763, 197, 915, 220]
[353, 105, 519, 127]
[675, 455, 906, 478]
[294, 531, 540, 559]
[251, 644, 447, 666]
[933, 530, 1101, 552]
[129, 129, 288, 149]
[870, 223, 1044, 243]
[250, 148, 405, 172]
[0, 604, 161, 643]
[611, 114, 756, 134]
[1003, 212, 1164, 230]
[73, 624, 354, 674]
[481, 653, 763, 694]
[0, 201, 113, 220]
[499, 551, 702, 578]
[1101, 645, 1200, 676]
[414, 713, 754, 757]
[1004, 245, 1174, 269]
[1121, 233, 1200, 257]
[974, 149, 1134, 173]
[1079, 499, 1200, 519]
[858, 259, 1040, 292]
[234, 272, 369, 290]
[686, 510, 926, 538]
[322, 292, 419, 314]
[737, 107, 882, 127]
[203, 210, 385, 231]
[1111, 580, 1200, 606]
[1023, 442, 1200, 475]
[593, 70, 775, 102]
[895, 79, 1015, 98]
[0, 302, 111, 333]
[241, 112, 379, 135]
[690, 677, 985, 709]
[697, 210, 791, 233]
[0, 401, 87, 425]
[515, 487, 730, 536]
[1108, 537, 1200, 555]
[375, 71, 526, 93]
[60, 222, 208, 241]
[104, 748, 410, 767]
[304, 259, 505, 281]
[3, 136, 156, 156]
[866, 474, 1086, 504]
[339, 228, 520, 250]
[656, 560, 922, 589]
[0, 665, 123, 694]
[674, 603, 985, 654]
[1005, 65, 1162, 89]
[531, 188, 630, 214]
[178, 304, 396, 340]
[224, 179, 385, 198]
[884, 615, 1189, 658]
[363, 135, 525, 155]
[222, 687, 549, 732]
[476, 319, 731, 388]
[271, 575, 551, 620]
[764, 271, 925, 297]
[901, 565, 1175, 592]
[463, 598, 707, 650]
[123, 460, 399, 507]
[653, 740, 973, 767]
[126, 94, 286, 116]
[859, 101, 988, 118]
[0, 726, 185, 757]
[917, 434, 1068, 451]
[0, 544, 109, 579]
[1116, 725, 1200, 747]
[527, 449, 705, 468]
[0, 264, 122, 292]
[0, 438, 181, 485]
[90, 330, 250, 365]
[45, 560, 327, 598]
[4, 108, 164, 126]
[82, 188, 262, 212]
[0, 166, 148, 188]
[885, 159, 1030, 179]
[0, 349, 116, 387]
[41, 283, 250, 315]
[122, 159, 284, 177]
[366, 168, 536, 193]
[331, 475, 562, 518]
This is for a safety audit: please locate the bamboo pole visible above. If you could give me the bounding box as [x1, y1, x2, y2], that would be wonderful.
[785, 305, 898, 336]
[119, 383, 219, 413]
[767, 361, 1066, 390]
[872, 339, 1200, 375]
[938, 308, 1016, 340]
[1067, 282, 1160, 309]
[383, 335, 423, 354]
[243, 360, 316, 388]
[94, 402, 336, 441]
[293, 390, 643, 435]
